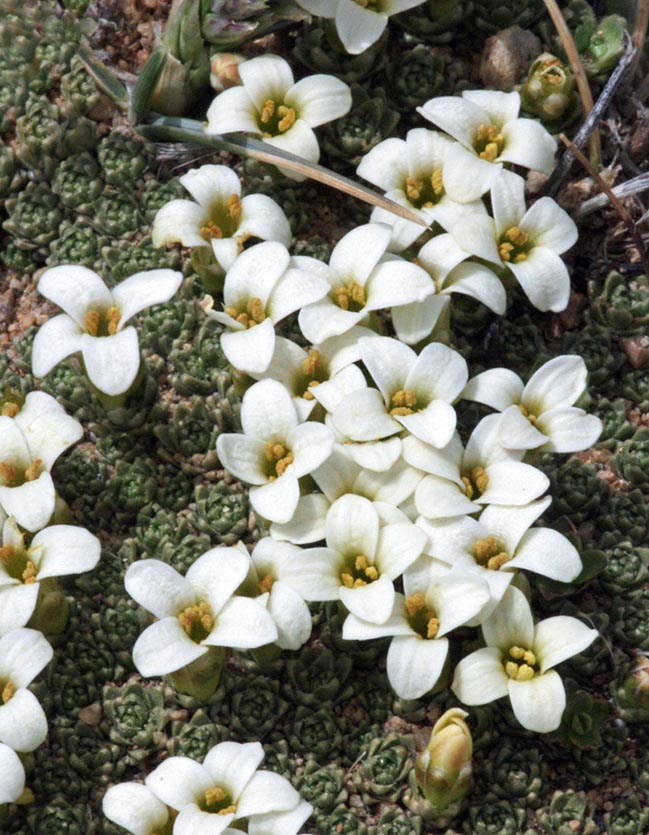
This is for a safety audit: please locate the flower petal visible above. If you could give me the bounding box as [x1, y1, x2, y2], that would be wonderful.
[0, 688, 48, 751]
[31, 314, 84, 378]
[0, 742, 25, 804]
[508, 671, 565, 733]
[357, 138, 409, 192]
[535, 407, 603, 453]
[250, 472, 300, 524]
[152, 200, 208, 248]
[479, 497, 550, 555]
[333, 388, 400, 442]
[479, 461, 549, 506]
[132, 618, 208, 677]
[239, 55, 294, 112]
[0, 585, 39, 635]
[180, 164, 241, 209]
[248, 799, 313, 835]
[103, 783, 169, 835]
[326, 494, 379, 558]
[444, 262, 506, 314]
[146, 758, 212, 809]
[80, 328, 140, 396]
[31, 525, 100, 580]
[335, 0, 387, 54]
[37, 266, 113, 328]
[418, 96, 485, 149]
[221, 319, 276, 376]
[462, 369, 524, 411]
[237, 770, 300, 817]
[203, 740, 265, 799]
[175, 805, 234, 835]
[520, 196, 577, 253]
[534, 615, 599, 673]
[415, 475, 480, 519]
[387, 634, 448, 699]
[268, 581, 312, 650]
[482, 585, 534, 651]
[186, 546, 250, 615]
[508, 247, 571, 312]
[443, 142, 502, 203]
[269, 493, 329, 544]
[330, 223, 391, 286]
[285, 73, 351, 127]
[0, 627, 53, 686]
[0, 474, 56, 533]
[523, 355, 587, 413]
[112, 270, 183, 325]
[203, 596, 278, 649]
[462, 89, 521, 127]
[125, 559, 195, 619]
[216, 435, 268, 485]
[499, 118, 557, 175]
[339, 572, 395, 624]
[452, 646, 509, 705]
[507, 527, 582, 582]
[206, 87, 261, 135]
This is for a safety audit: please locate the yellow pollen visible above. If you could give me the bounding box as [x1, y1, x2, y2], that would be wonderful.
[1, 402, 19, 417]
[473, 536, 509, 570]
[201, 220, 224, 240]
[461, 476, 474, 499]
[333, 281, 366, 311]
[22, 560, 38, 584]
[302, 381, 320, 400]
[405, 593, 439, 639]
[431, 168, 444, 196]
[405, 592, 426, 617]
[341, 554, 378, 588]
[474, 124, 504, 161]
[427, 617, 440, 639]
[276, 105, 296, 133]
[106, 306, 121, 336]
[85, 309, 100, 336]
[257, 573, 274, 594]
[341, 572, 354, 588]
[265, 443, 294, 480]
[0, 544, 15, 566]
[227, 193, 242, 223]
[302, 348, 322, 378]
[224, 297, 266, 329]
[390, 389, 418, 416]
[499, 226, 529, 263]
[406, 176, 424, 201]
[260, 99, 275, 124]
[0, 461, 16, 484]
[518, 403, 539, 426]
[355, 555, 369, 571]
[219, 805, 237, 816]
[505, 646, 538, 681]
[178, 602, 214, 637]
[1, 680, 15, 703]
[472, 466, 489, 493]
[24, 459, 43, 482]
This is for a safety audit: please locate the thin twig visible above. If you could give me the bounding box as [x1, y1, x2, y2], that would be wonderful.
[630, 0, 649, 81]
[542, 0, 600, 166]
[137, 116, 429, 228]
[575, 172, 649, 218]
[560, 133, 649, 274]
[544, 39, 636, 196]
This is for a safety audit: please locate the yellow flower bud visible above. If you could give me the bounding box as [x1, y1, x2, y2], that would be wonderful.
[414, 708, 473, 812]
[210, 54, 246, 92]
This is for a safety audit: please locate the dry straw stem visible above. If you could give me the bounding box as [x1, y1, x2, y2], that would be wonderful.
[560, 133, 649, 275]
[543, 0, 601, 166]
[576, 171, 649, 218]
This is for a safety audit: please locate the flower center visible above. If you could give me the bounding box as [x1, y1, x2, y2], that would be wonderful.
[203, 785, 237, 816]
[473, 535, 510, 570]
[177, 601, 214, 643]
[340, 554, 379, 588]
[405, 592, 440, 639]
[332, 281, 366, 312]
[259, 99, 297, 137]
[504, 645, 538, 681]
[0, 544, 39, 584]
[299, 348, 327, 400]
[257, 573, 275, 594]
[461, 466, 489, 499]
[200, 194, 243, 240]
[498, 226, 530, 264]
[224, 297, 266, 328]
[265, 443, 294, 480]
[0, 678, 16, 704]
[518, 403, 539, 426]
[473, 123, 505, 162]
[389, 389, 420, 416]
[84, 306, 121, 337]
[0, 458, 44, 487]
[353, 0, 380, 7]
[0, 388, 22, 417]
[405, 170, 445, 209]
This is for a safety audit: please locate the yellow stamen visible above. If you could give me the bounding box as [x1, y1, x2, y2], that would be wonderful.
[472, 466, 489, 494]
[406, 176, 424, 201]
[227, 193, 242, 223]
[24, 459, 43, 482]
[505, 646, 538, 681]
[0, 544, 15, 566]
[257, 573, 274, 594]
[518, 403, 539, 427]
[390, 389, 418, 416]
[405, 592, 426, 617]
[224, 297, 266, 329]
[1, 403, 19, 417]
[178, 602, 214, 640]
[200, 220, 224, 240]
[499, 226, 529, 263]
[276, 105, 296, 133]
[341, 572, 354, 588]
[0, 461, 15, 484]
[341, 554, 378, 588]
[302, 349, 322, 378]
[332, 281, 366, 311]
[265, 443, 294, 480]
[431, 168, 444, 196]
[1, 680, 15, 703]
[260, 99, 275, 124]
[85, 309, 100, 336]
[22, 560, 38, 584]
[474, 123, 505, 161]
[473, 535, 509, 570]
[106, 306, 121, 336]
[427, 617, 440, 639]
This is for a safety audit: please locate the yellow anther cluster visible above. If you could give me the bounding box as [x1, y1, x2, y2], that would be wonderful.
[84, 307, 121, 337]
[227, 193, 242, 224]
[498, 226, 530, 263]
[302, 348, 322, 378]
[518, 403, 539, 426]
[390, 389, 418, 416]
[504, 645, 538, 681]
[224, 297, 267, 328]
[333, 281, 366, 311]
[257, 573, 275, 594]
[405, 170, 444, 208]
[259, 99, 296, 136]
[200, 220, 224, 240]
[178, 601, 214, 640]
[1, 680, 15, 704]
[0, 544, 15, 566]
[22, 560, 38, 584]
[474, 123, 505, 161]
[85, 309, 100, 336]
[473, 535, 510, 570]
[204, 786, 237, 815]
[265, 443, 294, 480]
[0, 461, 16, 484]
[405, 592, 440, 639]
[341, 554, 379, 588]
[24, 458, 44, 482]
[1, 402, 19, 417]
[462, 466, 489, 499]
[106, 306, 121, 335]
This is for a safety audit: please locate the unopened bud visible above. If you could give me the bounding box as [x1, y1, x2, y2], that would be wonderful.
[415, 708, 473, 811]
[520, 53, 577, 121]
[210, 53, 246, 92]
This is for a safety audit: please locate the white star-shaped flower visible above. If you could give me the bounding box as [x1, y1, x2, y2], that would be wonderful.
[32, 266, 183, 396]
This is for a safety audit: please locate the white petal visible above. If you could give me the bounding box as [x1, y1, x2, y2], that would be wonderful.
[534, 616, 599, 673]
[360, 336, 414, 401]
[339, 573, 394, 624]
[415, 475, 480, 519]
[103, 783, 169, 835]
[397, 400, 457, 449]
[462, 89, 521, 127]
[239, 54, 294, 111]
[0, 742, 25, 804]
[464, 413, 521, 470]
[535, 408, 602, 453]
[244, 379, 299, 440]
[267, 265, 329, 323]
[523, 355, 587, 413]
[418, 97, 485, 149]
[223, 241, 290, 310]
[146, 758, 211, 809]
[31, 314, 83, 378]
[462, 369, 523, 411]
[268, 582, 312, 650]
[80, 329, 140, 396]
[286, 74, 351, 127]
[365, 259, 434, 311]
[499, 404, 548, 450]
[403, 434, 463, 480]
[392, 295, 449, 344]
[482, 585, 534, 651]
[15, 406, 82, 472]
[450, 212, 500, 263]
[0, 585, 39, 635]
[343, 597, 413, 640]
[443, 143, 502, 203]
[269, 493, 329, 544]
[206, 87, 261, 135]
[37, 266, 113, 328]
[237, 770, 300, 817]
[125, 559, 195, 619]
[112, 270, 183, 325]
[355, 458, 423, 506]
[333, 388, 400, 441]
[31, 525, 100, 580]
[186, 546, 249, 615]
[451, 646, 509, 705]
[298, 298, 364, 344]
[507, 527, 581, 582]
[248, 799, 313, 835]
[520, 197, 577, 253]
[295, 0, 337, 14]
[491, 169, 526, 236]
[180, 164, 241, 208]
[376, 522, 427, 579]
[263, 120, 321, 168]
[508, 671, 565, 733]
[250, 473, 300, 524]
[444, 263, 506, 314]
[133, 618, 207, 677]
[326, 494, 379, 556]
[216, 435, 268, 485]
[279, 547, 341, 601]
[203, 740, 265, 799]
[335, 1, 387, 54]
[203, 596, 278, 649]
[479, 462, 549, 506]
[330, 223, 391, 285]
[387, 635, 448, 699]
[289, 422, 334, 478]
[0, 688, 48, 751]
[508, 247, 571, 312]
[346, 437, 402, 472]
[238, 193, 292, 247]
[356, 138, 409, 191]
[500, 118, 557, 175]
[175, 805, 233, 835]
[406, 342, 468, 401]
[0, 627, 53, 685]
[222, 319, 276, 376]
[479, 497, 550, 555]
[434, 573, 491, 635]
[152, 200, 208, 248]
[0, 474, 56, 533]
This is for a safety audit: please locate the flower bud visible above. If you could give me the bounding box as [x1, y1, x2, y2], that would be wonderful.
[520, 53, 577, 121]
[414, 708, 473, 811]
[210, 53, 246, 92]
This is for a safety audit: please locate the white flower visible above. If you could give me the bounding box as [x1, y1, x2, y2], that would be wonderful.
[0, 403, 82, 532]
[452, 586, 598, 732]
[356, 129, 487, 252]
[402, 414, 549, 520]
[0, 517, 100, 635]
[332, 335, 468, 449]
[216, 379, 334, 524]
[295, 0, 427, 54]
[32, 266, 183, 396]
[450, 170, 578, 311]
[344, 557, 490, 699]
[298, 223, 433, 344]
[201, 242, 330, 376]
[0, 627, 53, 752]
[152, 164, 292, 273]
[418, 90, 557, 202]
[206, 54, 351, 177]
[417, 498, 582, 622]
[102, 782, 169, 835]
[0, 741, 26, 804]
[279, 494, 427, 625]
[125, 548, 278, 677]
[391, 234, 506, 344]
[462, 355, 602, 453]
[145, 741, 306, 835]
